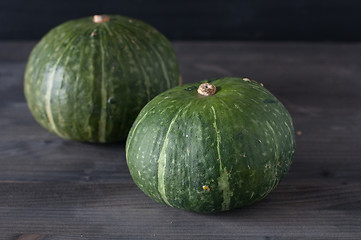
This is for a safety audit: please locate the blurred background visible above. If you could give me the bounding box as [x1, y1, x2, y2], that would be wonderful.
[1, 0, 360, 41]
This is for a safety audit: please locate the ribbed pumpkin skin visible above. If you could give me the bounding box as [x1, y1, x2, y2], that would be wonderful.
[126, 77, 295, 213]
[24, 15, 179, 142]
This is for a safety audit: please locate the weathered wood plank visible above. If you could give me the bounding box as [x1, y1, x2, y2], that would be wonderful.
[0, 182, 360, 238]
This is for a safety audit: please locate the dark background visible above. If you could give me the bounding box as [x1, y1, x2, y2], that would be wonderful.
[1, 0, 361, 41]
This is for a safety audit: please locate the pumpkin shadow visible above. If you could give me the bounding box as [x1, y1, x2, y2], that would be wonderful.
[34, 137, 129, 184]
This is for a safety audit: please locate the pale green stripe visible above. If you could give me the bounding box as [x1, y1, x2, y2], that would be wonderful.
[125, 38, 152, 101]
[149, 45, 171, 89]
[218, 168, 231, 210]
[123, 28, 172, 89]
[266, 121, 280, 185]
[126, 97, 168, 154]
[157, 137, 172, 206]
[125, 111, 150, 154]
[266, 121, 279, 159]
[98, 33, 107, 142]
[211, 105, 232, 211]
[134, 57, 151, 102]
[115, 27, 151, 101]
[284, 121, 294, 144]
[211, 106, 222, 169]
[44, 37, 78, 138]
[103, 26, 128, 132]
[157, 103, 191, 206]
[103, 23, 113, 36]
[86, 33, 96, 140]
[217, 98, 231, 110]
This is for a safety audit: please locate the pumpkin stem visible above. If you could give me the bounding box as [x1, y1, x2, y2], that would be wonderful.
[198, 83, 216, 96]
[93, 15, 110, 23]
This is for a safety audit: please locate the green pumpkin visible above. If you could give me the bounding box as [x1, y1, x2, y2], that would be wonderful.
[126, 77, 295, 213]
[24, 15, 180, 142]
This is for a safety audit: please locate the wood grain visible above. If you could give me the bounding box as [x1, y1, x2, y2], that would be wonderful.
[0, 41, 361, 239]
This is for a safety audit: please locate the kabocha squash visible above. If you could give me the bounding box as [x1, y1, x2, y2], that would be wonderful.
[24, 14, 180, 142]
[126, 77, 295, 213]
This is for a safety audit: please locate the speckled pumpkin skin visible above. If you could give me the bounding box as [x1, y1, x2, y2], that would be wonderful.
[126, 77, 295, 213]
[24, 15, 180, 142]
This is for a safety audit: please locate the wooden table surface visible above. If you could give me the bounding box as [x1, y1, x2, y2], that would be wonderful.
[0, 41, 360, 239]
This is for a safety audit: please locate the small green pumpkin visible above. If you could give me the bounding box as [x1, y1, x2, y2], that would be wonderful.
[126, 77, 295, 213]
[24, 14, 180, 142]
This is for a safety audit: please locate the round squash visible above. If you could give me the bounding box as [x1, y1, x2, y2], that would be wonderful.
[126, 77, 295, 213]
[24, 14, 180, 142]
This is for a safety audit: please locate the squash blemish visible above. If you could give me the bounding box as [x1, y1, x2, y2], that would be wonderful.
[202, 185, 211, 192]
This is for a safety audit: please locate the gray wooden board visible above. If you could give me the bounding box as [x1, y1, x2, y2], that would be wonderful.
[0, 41, 360, 239]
